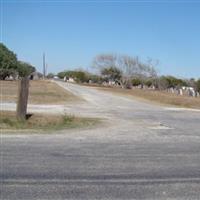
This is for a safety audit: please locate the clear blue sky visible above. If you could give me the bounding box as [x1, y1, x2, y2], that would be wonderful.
[1, 0, 200, 78]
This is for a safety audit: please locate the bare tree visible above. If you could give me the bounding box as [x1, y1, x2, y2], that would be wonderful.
[93, 54, 117, 72]
[93, 53, 158, 88]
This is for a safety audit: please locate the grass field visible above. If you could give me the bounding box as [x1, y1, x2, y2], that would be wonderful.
[0, 80, 80, 104]
[0, 81, 99, 132]
[0, 111, 99, 132]
[96, 86, 200, 109]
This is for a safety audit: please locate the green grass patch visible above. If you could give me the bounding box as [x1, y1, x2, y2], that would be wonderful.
[0, 111, 99, 131]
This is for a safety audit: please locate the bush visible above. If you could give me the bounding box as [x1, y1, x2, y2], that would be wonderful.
[88, 74, 102, 84]
[57, 71, 67, 79]
[196, 79, 200, 93]
[57, 70, 90, 83]
[132, 78, 142, 86]
[144, 79, 153, 87]
[157, 76, 187, 89]
[47, 73, 54, 79]
[17, 61, 35, 77]
[74, 71, 89, 83]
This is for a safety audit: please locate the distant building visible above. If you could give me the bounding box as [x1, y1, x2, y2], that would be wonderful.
[53, 76, 59, 80]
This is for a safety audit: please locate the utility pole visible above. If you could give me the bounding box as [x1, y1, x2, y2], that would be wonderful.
[43, 52, 46, 79]
[46, 63, 48, 77]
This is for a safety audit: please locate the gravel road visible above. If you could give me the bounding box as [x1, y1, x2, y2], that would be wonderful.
[1, 81, 200, 199]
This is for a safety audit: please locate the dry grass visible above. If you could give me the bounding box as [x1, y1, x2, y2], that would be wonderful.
[0, 80, 80, 104]
[97, 86, 200, 109]
[0, 111, 99, 131]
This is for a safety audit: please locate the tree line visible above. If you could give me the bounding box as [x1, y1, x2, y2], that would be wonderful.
[1, 43, 199, 93]
[56, 53, 200, 93]
[0, 43, 35, 80]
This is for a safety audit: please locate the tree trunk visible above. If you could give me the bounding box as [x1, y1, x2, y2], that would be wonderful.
[16, 76, 29, 120]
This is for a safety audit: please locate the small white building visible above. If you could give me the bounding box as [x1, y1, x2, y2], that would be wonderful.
[53, 76, 59, 80]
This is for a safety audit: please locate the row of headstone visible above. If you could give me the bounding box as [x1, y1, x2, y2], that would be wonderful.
[167, 87, 200, 97]
[133, 84, 156, 90]
[63, 76, 75, 83]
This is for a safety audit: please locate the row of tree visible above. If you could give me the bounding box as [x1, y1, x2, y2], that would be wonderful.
[56, 68, 200, 92]
[56, 53, 158, 87]
[56, 53, 200, 92]
[0, 43, 35, 80]
[2, 42, 198, 93]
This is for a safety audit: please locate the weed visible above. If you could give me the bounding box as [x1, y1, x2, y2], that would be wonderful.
[0, 111, 99, 132]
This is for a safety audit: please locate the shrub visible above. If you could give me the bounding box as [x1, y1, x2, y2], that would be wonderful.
[144, 79, 153, 87]
[132, 78, 142, 86]
[47, 73, 54, 79]
[196, 79, 200, 93]
[57, 70, 89, 83]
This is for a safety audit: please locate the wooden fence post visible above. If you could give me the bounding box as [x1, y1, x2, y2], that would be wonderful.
[16, 76, 29, 120]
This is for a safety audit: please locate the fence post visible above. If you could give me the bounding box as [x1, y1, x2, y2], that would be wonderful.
[16, 76, 29, 120]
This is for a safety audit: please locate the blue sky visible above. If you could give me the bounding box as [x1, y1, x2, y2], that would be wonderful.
[1, 0, 200, 78]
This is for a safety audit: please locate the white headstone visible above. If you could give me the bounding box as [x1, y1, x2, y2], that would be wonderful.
[179, 89, 183, 96]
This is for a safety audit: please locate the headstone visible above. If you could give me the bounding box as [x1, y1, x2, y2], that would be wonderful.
[170, 88, 174, 93]
[188, 89, 195, 97]
[192, 89, 196, 97]
[179, 89, 183, 95]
